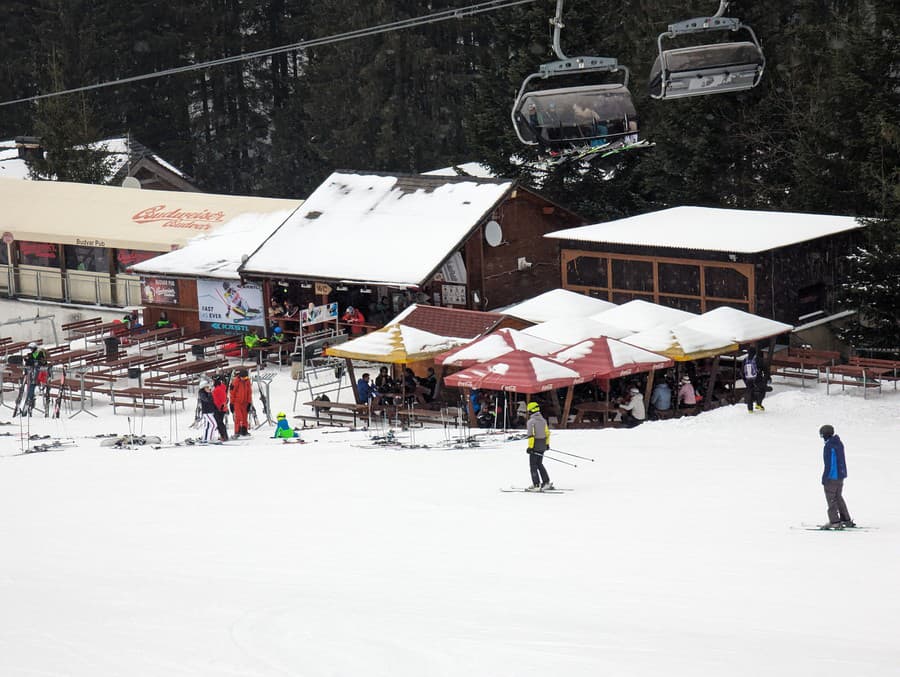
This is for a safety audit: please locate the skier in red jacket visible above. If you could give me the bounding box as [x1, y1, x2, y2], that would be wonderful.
[229, 369, 253, 436]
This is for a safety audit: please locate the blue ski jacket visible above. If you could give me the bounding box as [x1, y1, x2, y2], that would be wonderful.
[822, 434, 847, 483]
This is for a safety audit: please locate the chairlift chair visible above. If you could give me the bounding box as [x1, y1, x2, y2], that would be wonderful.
[649, 1, 765, 100]
[511, 0, 640, 152]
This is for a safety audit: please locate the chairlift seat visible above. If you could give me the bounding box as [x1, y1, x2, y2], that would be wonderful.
[649, 41, 764, 99]
[514, 84, 639, 149]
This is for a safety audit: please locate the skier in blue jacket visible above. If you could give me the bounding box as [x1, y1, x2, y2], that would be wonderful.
[819, 424, 854, 529]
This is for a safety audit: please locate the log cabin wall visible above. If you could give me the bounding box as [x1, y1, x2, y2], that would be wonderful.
[143, 279, 200, 331]
[478, 190, 584, 310]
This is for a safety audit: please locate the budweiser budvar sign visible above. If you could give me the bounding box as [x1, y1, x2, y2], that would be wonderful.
[132, 205, 226, 231]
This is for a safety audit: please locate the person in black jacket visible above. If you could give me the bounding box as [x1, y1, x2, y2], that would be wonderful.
[819, 424, 854, 529]
[198, 379, 219, 444]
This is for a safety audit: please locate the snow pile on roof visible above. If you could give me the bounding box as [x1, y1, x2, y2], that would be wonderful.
[436, 328, 564, 367]
[327, 323, 470, 363]
[131, 209, 297, 279]
[552, 337, 674, 379]
[240, 172, 513, 287]
[444, 351, 582, 393]
[546, 206, 864, 253]
[679, 306, 793, 343]
[422, 162, 496, 178]
[0, 136, 188, 182]
[521, 316, 632, 343]
[500, 288, 617, 323]
[589, 299, 696, 334]
[623, 324, 738, 361]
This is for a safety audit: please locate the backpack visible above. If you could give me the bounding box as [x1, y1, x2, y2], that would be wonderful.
[314, 393, 331, 412]
[743, 359, 758, 380]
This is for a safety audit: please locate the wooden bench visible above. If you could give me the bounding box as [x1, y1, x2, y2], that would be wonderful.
[304, 400, 371, 427]
[395, 407, 461, 427]
[823, 365, 886, 398]
[62, 317, 102, 340]
[848, 356, 900, 389]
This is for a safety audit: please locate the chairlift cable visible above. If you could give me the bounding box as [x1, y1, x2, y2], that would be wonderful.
[0, 0, 537, 108]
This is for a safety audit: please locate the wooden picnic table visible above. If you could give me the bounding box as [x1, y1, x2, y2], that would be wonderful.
[111, 386, 182, 414]
[47, 348, 103, 367]
[158, 358, 227, 377]
[571, 400, 618, 426]
[70, 320, 124, 340]
[131, 326, 180, 346]
[185, 334, 235, 356]
[770, 354, 831, 386]
[824, 365, 891, 398]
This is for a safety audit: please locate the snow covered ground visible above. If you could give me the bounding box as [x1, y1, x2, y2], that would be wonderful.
[1, 370, 898, 677]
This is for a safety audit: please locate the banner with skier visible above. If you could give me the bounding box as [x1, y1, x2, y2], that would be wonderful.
[197, 278, 265, 329]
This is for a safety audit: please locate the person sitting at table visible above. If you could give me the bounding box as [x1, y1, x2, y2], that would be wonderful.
[341, 305, 366, 335]
[616, 387, 646, 427]
[374, 366, 396, 404]
[402, 367, 428, 405]
[677, 375, 697, 408]
[418, 367, 437, 402]
[156, 311, 173, 329]
[649, 379, 672, 419]
[356, 372, 376, 404]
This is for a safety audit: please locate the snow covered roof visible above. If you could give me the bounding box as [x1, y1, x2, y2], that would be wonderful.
[421, 162, 497, 178]
[545, 206, 864, 253]
[499, 288, 616, 323]
[623, 324, 739, 361]
[326, 323, 469, 363]
[0, 136, 189, 183]
[444, 350, 583, 393]
[521, 316, 632, 343]
[239, 171, 514, 287]
[435, 328, 564, 367]
[679, 306, 793, 343]
[130, 209, 299, 280]
[589, 299, 697, 334]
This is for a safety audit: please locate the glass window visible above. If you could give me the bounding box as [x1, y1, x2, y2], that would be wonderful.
[705, 266, 749, 300]
[658, 295, 702, 313]
[611, 291, 653, 304]
[116, 249, 159, 273]
[566, 255, 608, 288]
[18, 241, 60, 267]
[64, 245, 110, 273]
[658, 262, 700, 295]
[611, 259, 653, 292]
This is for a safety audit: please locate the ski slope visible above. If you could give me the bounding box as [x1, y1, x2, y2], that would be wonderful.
[1, 377, 898, 677]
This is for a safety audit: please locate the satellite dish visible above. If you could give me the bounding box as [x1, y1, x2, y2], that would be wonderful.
[484, 220, 503, 247]
[121, 176, 141, 189]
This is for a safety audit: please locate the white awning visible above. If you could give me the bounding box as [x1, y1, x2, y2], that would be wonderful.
[0, 178, 300, 252]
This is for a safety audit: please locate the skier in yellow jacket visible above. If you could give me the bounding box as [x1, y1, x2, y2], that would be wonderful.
[525, 401, 554, 491]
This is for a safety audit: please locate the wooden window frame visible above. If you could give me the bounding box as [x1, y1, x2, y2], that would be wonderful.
[561, 249, 755, 313]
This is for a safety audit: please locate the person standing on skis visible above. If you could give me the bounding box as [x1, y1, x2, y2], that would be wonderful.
[23, 341, 49, 413]
[229, 368, 253, 437]
[819, 424, 854, 529]
[197, 379, 219, 444]
[525, 401, 553, 491]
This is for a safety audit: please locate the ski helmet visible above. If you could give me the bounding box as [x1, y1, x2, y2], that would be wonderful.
[277, 412, 286, 420]
[28, 341, 37, 349]
[819, 424, 835, 439]
[273, 326, 283, 334]
[526, 401, 540, 413]
[199, 379, 212, 389]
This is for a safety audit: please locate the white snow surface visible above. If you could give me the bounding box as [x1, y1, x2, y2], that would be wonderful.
[545, 205, 864, 253]
[624, 323, 737, 355]
[499, 288, 617, 323]
[239, 172, 513, 287]
[131, 210, 297, 279]
[437, 328, 564, 366]
[0, 363, 899, 677]
[521, 316, 633, 343]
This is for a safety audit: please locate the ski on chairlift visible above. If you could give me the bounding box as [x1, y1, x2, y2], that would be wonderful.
[649, 0, 765, 100]
[511, 0, 646, 165]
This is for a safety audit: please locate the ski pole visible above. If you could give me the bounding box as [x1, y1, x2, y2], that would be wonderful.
[540, 453, 577, 467]
[549, 447, 595, 462]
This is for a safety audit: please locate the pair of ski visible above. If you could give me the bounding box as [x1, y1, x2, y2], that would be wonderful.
[535, 139, 654, 170]
[797, 523, 873, 532]
[501, 486, 572, 494]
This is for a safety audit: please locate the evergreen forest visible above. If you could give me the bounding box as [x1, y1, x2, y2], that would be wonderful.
[0, 0, 897, 346]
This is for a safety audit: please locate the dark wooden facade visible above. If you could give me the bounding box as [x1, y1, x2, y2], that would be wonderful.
[469, 188, 584, 311]
[143, 279, 201, 332]
[556, 231, 859, 324]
